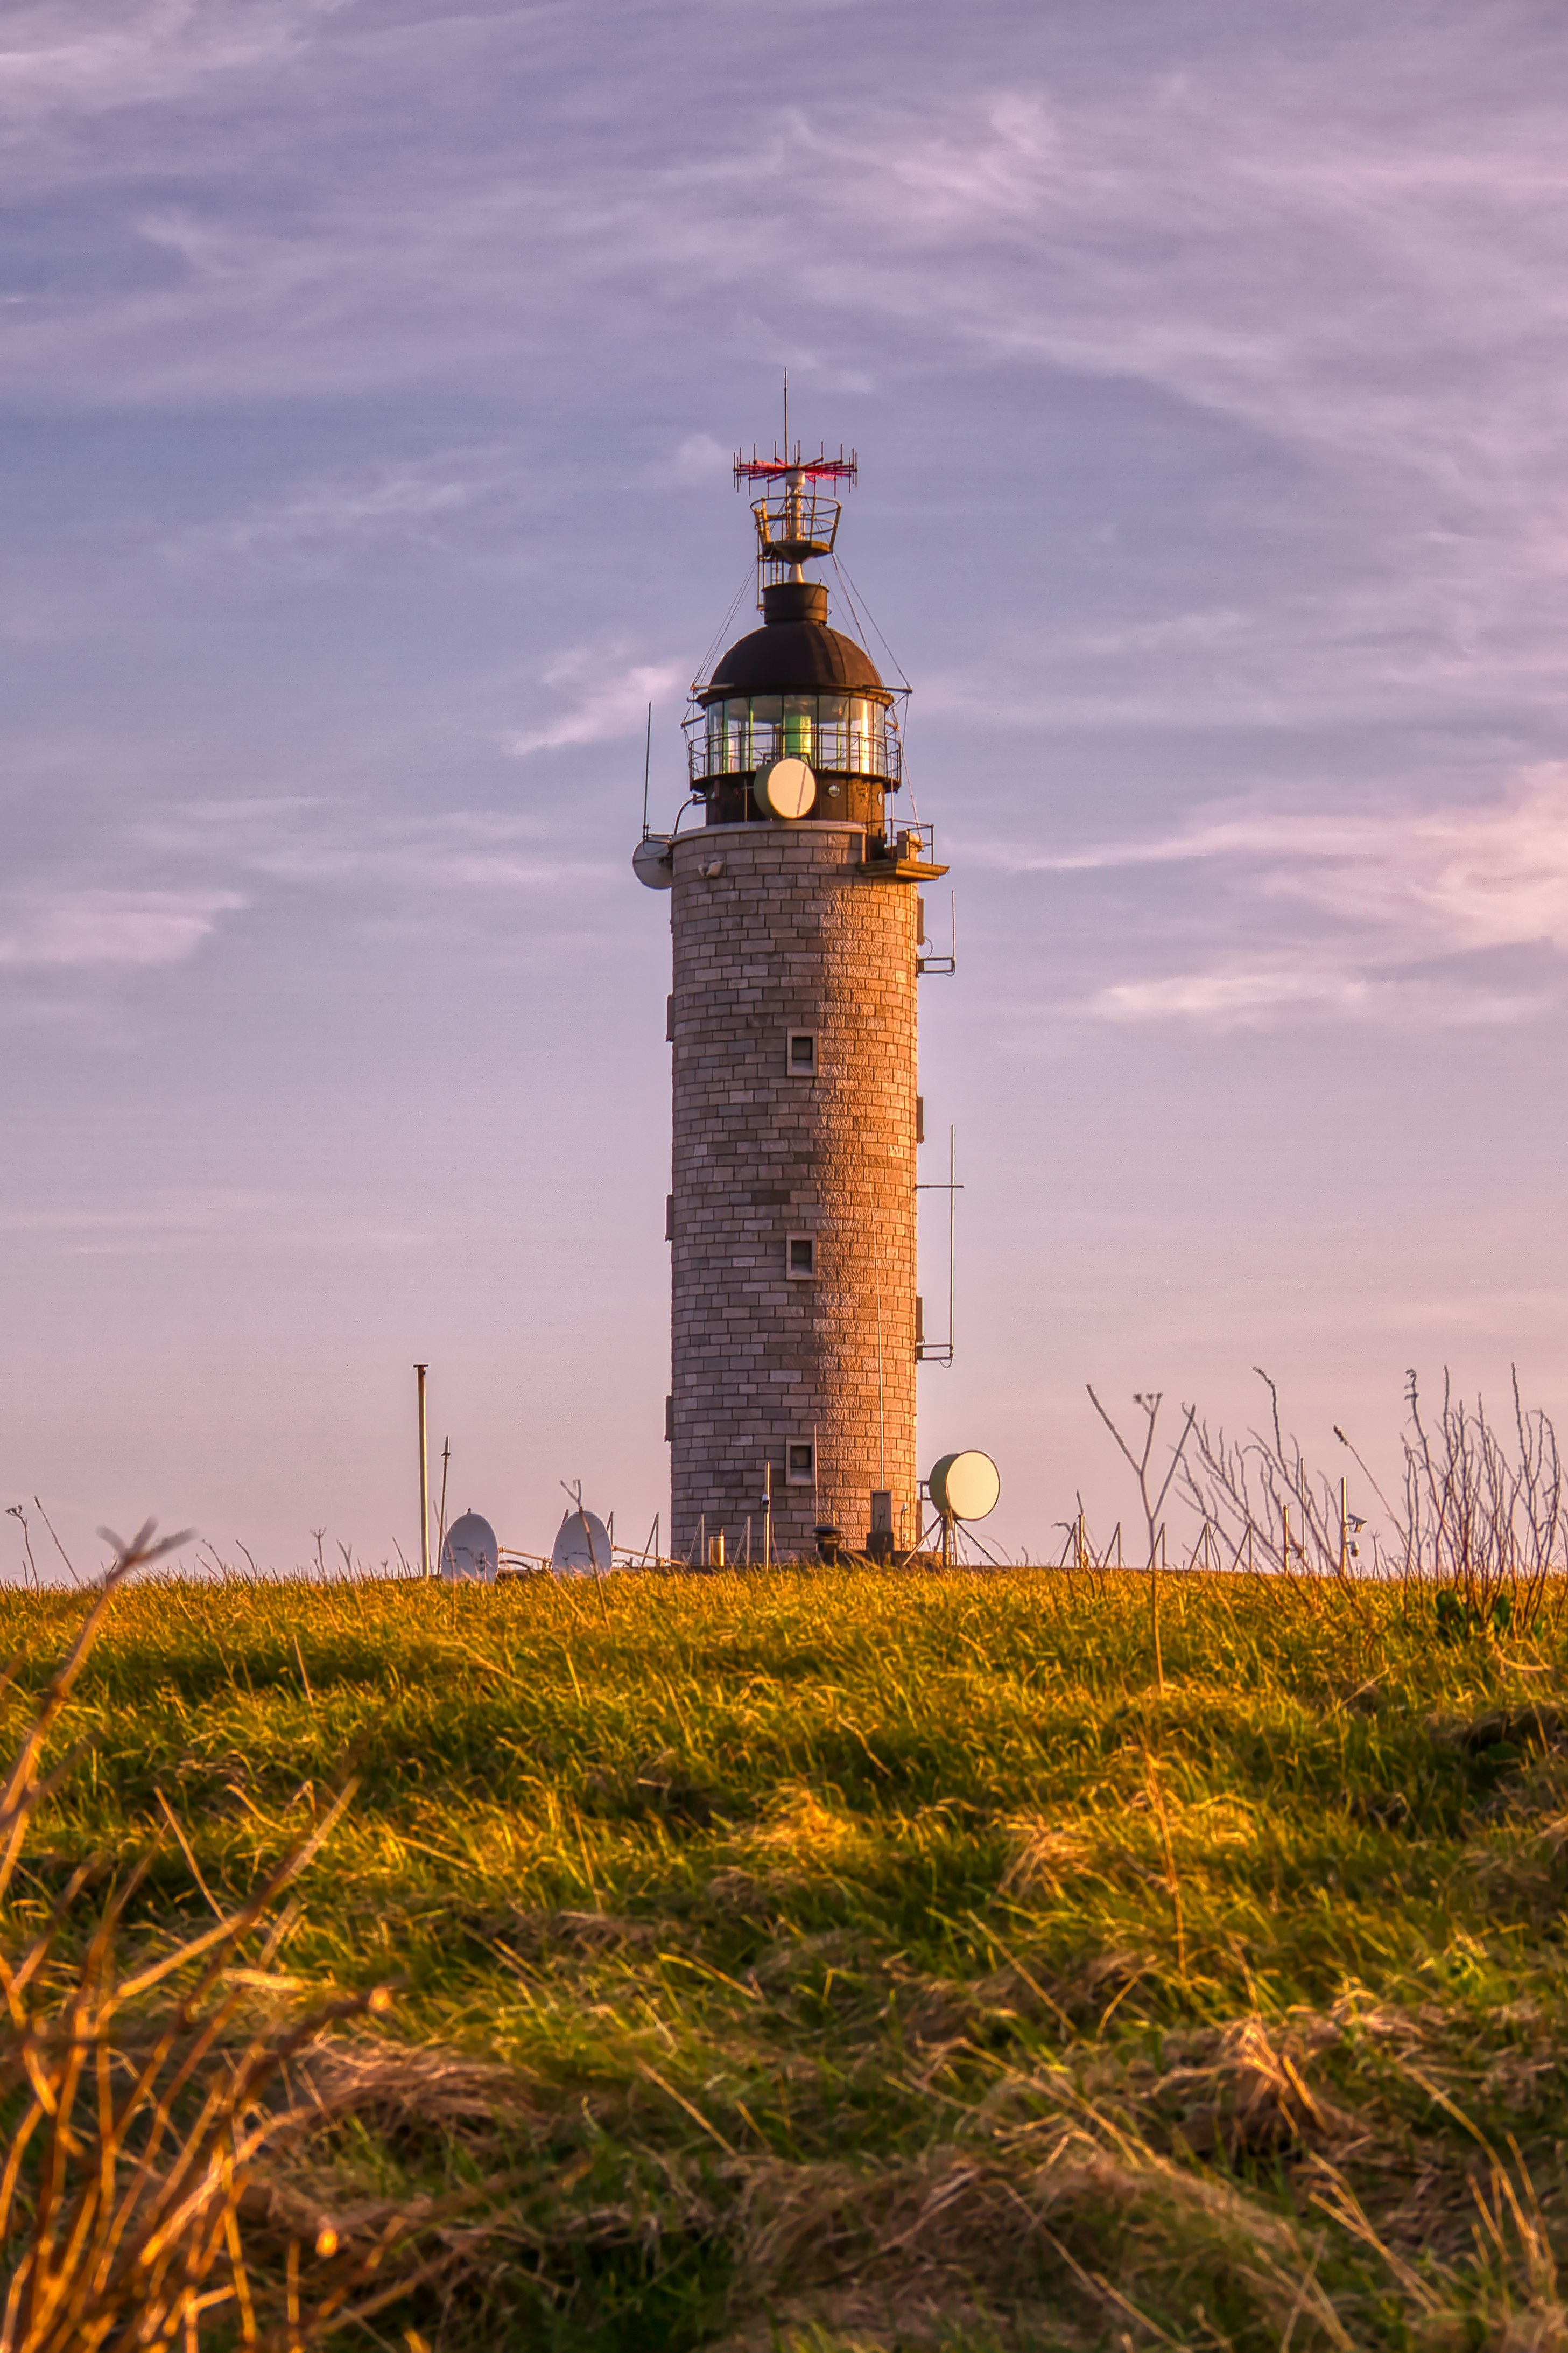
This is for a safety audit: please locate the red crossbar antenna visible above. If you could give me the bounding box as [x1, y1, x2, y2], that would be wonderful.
[733, 444, 857, 486]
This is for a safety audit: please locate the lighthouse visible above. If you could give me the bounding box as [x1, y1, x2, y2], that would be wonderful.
[638, 442, 945, 1564]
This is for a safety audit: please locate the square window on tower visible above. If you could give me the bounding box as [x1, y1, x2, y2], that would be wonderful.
[786, 1030, 818, 1076]
[787, 1235, 817, 1279]
[787, 1441, 815, 1485]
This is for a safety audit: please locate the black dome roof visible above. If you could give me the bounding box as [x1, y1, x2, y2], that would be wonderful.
[699, 580, 889, 706]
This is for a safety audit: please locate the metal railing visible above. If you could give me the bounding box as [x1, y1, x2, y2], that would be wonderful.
[689, 721, 902, 787]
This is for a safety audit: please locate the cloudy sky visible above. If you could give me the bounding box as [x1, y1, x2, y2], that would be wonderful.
[5, 0, 1568, 1571]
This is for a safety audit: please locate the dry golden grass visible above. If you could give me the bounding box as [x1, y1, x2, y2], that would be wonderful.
[6, 1560, 1568, 2347]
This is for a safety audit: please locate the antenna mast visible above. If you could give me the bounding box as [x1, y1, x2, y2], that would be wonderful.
[641, 702, 652, 839]
[734, 430, 857, 607]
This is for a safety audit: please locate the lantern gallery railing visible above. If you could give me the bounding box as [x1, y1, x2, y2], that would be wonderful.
[688, 718, 902, 787]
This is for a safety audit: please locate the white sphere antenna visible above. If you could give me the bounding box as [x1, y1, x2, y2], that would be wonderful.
[755, 757, 817, 821]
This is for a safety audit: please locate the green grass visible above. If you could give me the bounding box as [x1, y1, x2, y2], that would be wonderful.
[8, 1565, 1568, 2350]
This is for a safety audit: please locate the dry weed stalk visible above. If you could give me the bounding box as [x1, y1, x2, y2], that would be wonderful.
[1181, 1367, 1568, 1621]
[1087, 1388, 1197, 1690]
[1394, 1369, 1563, 1626]
[0, 1524, 487, 2350]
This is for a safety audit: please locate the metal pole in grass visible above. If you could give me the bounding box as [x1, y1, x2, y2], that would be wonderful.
[415, 1364, 431, 1579]
[877, 1307, 886, 1487]
[435, 1437, 451, 1581]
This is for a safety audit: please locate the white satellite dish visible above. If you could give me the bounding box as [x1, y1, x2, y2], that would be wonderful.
[440, 1509, 498, 1581]
[550, 1507, 613, 1577]
[633, 836, 674, 889]
[755, 757, 817, 821]
[929, 1451, 1001, 1522]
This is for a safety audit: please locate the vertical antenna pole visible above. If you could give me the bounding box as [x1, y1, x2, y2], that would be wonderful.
[876, 1271, 886, 1489]
[435, 1437, 451, 1580]
[948, 1127, 957, 1361]
[783, 366, 789, 460]
[414, 1364, 430, 1578]
[641, 703, 652, 839]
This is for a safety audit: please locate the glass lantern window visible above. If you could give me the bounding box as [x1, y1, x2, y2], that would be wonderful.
[782, 696, 815, 760]
[699, 692, 891, 779]
[705, 704, 732, 775]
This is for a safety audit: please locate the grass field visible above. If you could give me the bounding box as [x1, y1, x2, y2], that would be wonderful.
[8, 1563, 1568, 2349]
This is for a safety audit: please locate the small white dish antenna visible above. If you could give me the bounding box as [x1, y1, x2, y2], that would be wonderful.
[633, 836, 674, 890]
[550, 1507, 613, 1577]
[755, 757, 817, 821]
[929, 1451, 1001, 1522]
[440, 1509, 499, 1581]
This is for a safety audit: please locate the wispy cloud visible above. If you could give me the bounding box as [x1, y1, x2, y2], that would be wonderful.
[4, 2, 1567, 1561]
[671, 433, 730, 483]
[1023, 767, 1568, 953]
[986, 766, 1568, 1028]
[0, 0, 333, 119]
[1092, 963, 1548, 1030]
[0, 887, 242, 970]
[5, 18, 1563, 751]
[136, 798, 620, 904]
[0, 1185, 417, 1256]
[171, 448, 518, 563]
[505, 650, 687, 758]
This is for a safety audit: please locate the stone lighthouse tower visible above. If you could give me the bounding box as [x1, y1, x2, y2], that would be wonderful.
[641, 442, 945, 1564]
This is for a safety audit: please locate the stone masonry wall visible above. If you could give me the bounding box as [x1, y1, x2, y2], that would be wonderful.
[669, 822, 918, 1561]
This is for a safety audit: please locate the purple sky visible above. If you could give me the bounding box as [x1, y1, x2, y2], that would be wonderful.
[5, 0, 1568, 1572]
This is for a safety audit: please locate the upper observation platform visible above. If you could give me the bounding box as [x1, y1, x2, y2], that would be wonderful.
[686, 443, 904, 828]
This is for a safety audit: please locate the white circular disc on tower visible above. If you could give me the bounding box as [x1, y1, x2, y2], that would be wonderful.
[633, 836, 674, 888]
[755, 757, 818, 820]
[930, 1451, 1001, 1522]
